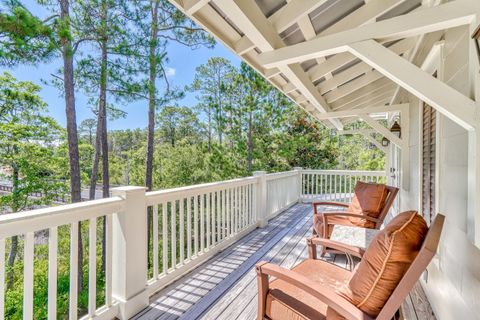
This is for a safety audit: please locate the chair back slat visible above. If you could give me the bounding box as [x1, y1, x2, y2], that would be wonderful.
[375, 186, 399, 228]
[376, 214, 445, 320]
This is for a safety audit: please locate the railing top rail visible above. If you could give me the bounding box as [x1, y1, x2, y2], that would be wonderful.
[0, 196, 125, 239]
[301, 169, 387, 176]
[265, 170, 298, 181]
[146, 176, 258, 205]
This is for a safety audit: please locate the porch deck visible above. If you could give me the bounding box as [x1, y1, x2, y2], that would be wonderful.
[133, 203, 434, 320]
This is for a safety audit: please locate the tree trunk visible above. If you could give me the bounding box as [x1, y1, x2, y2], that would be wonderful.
[99, 0, 109, 273]
[145, 0, 159, 270]
[207, 103, 212, 152]
[89, 131, 101, 200]
[6, 164, 19, 289]
[60, 0, 83, 293]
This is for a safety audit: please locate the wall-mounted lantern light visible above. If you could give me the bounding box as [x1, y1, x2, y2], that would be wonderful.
[381, 137, 390, 147]
[472, 23, 480, 65]
[390, 120, 401, 138]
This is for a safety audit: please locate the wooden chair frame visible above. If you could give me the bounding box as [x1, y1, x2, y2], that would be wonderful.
[312, 185, 399, 236]
[256, 214, 445, 320]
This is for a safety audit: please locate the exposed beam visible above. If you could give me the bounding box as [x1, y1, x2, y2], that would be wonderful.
[283, 82, 297, 94]
[321, 0, 409, 37]
[349, 39, 477, 131]
[264, 67, 281, 78]
[311, 37, 415, 85]
[390, 30, 444, 105]
[315, 103, 408, 120]
[334, 90, 396, 112]
[184, 0, 210, 15]
[325, 70, 384, 103]
[234, 36, 255, 55]
[330, 79, 394, 109]
[258, 1, 478, 68]
[268, 0, 328, 34]
[360, 115, 405, 148]
[213, 0, 343, 129]
[318, 62, 372, 94]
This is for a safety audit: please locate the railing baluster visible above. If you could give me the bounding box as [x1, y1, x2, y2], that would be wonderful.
[200, 195, 204, 253]
[69, 223, 78, 320]
[0, 239, 4, 320]
[153, 204, 159, 278]
[105, 214, 112, 307]
[23, 232, 34, 320]
[211, 192, 216, 246]
[228, 188, 232, 236]
[194, 196, 198, 256]
[216, 190, 221, 243]
[88, 218, 97, 316]
[162, 203, 168, 273]
[206, 193, 210, 249]
[187, 197, 192, 261]
[48, 227, 57, 320]
[171, 200, 177, 269]
[222, 190, 226, 239]
[179, 199, 184, 265]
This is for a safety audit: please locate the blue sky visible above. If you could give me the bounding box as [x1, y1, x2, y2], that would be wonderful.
[5, 1, 241, 130]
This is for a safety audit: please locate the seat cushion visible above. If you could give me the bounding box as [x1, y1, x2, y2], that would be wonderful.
[266, 259, 351, 320]
[338, 211, 428, 317]
[347, 182, 388, 219]
[313, 213, 375, 237]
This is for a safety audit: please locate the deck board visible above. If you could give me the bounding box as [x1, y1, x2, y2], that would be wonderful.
[133, 203, 433, 320]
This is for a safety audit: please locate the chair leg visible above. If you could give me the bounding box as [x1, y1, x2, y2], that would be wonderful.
[307, 238, 317, 260]
[256, 264, 269, 320]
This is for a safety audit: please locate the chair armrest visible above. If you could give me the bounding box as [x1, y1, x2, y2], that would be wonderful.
[256, 262, 372, 320]
[307, 237, 365, 259]
[322, 212, 380, 224]
[312, 201, 349, 214]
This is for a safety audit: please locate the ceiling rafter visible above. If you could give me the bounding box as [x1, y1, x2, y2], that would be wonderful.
[213, 0, 343, 129]
[315, 103, 408, 120]
[349, 39, 477, 131]
[268, 0, 329, 34]
[331, 81, 396, 110]
[325, 70, 384, 103]
[258, 0, 478, 68]
[183, 0, 211, 15]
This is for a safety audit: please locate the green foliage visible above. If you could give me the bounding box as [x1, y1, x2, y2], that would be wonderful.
[0, 72, 67, 212]
[0, 1, 56, 66]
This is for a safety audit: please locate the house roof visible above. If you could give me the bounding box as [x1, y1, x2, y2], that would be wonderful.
[168, 0, 477, 131]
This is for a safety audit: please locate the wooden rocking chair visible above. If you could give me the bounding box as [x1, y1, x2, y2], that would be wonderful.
[256, 212, 444, 320]
[312, 182, 399, 240]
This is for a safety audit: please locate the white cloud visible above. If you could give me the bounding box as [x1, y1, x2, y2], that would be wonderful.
[165, 67, 176, 77]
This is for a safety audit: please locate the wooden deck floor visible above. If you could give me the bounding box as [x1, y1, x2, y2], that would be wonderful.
[132, 203, 433, 320]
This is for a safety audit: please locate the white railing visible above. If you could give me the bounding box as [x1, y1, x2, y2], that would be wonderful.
[300, 169, 387, 202]
[144, 176, 258, 295]
[265, 169, 301, 219]
[0, 197, 123, 320]
[0, 168, 386, 319]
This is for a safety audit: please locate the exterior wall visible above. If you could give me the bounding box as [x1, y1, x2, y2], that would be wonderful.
[399, 26, 480, 319]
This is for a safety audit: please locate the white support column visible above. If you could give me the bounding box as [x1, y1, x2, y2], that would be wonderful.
[467, 14, 480, 248]
[111, 186, 149, 319]
[253, 171, 268, 228]
[293, 167, 303, 202]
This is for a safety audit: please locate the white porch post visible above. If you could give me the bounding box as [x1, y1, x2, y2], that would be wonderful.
[293, 167, 303, 202]
[254, 171, 268, 228]
[111, 186, 149, 319]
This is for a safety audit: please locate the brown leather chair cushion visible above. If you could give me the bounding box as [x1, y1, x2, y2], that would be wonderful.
[338, 211, 428, 317]
[265, 259, 351, 320]
[347, 181, 388, 219]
